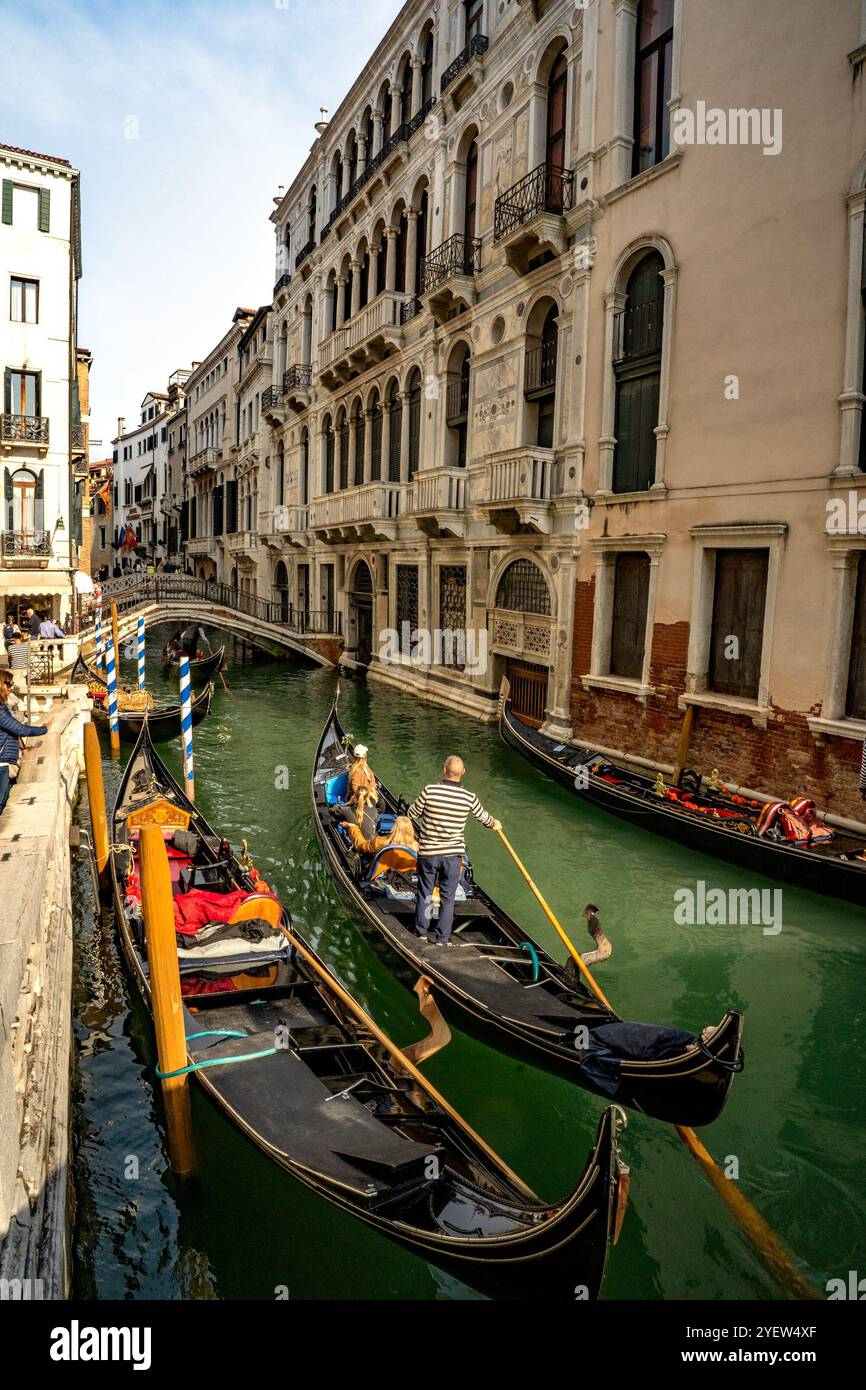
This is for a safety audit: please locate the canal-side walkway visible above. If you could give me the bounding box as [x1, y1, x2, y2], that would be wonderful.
[0, 690, 89, 1298]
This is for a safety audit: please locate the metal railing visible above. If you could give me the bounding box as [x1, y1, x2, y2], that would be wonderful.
[524, 339, 558, 396]
[613, 298, 664, 363]
[283, 364, 313, 392]
[1, 528, 51, 558]
[1, 413, 49, 445]
[71, 422, 86, 451]
[420, 234, 482, 294]
[446, 377, 470, 425]
[295, 238, 315, 270]
[79, 574, 343, 639]
[494, 161, 575, 242]
[441, 34, 489, 93]
[401, 296, 423, 324]
[262, 385, 284, 412]
[328, 98, 437, 229]
[273, 271, 292, 296]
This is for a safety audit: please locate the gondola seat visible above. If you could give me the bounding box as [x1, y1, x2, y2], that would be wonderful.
[323, 771, 349, 805]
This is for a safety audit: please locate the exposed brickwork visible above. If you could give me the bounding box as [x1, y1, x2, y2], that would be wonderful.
[571, 619, 865, 822]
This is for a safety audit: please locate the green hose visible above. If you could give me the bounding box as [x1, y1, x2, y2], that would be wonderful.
[155, 1029, 278, 1080]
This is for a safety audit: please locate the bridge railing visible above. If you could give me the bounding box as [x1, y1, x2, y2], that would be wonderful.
[79, 575, 343, 643]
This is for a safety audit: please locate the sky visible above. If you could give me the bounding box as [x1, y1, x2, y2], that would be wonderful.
[0, 0, 404, 455]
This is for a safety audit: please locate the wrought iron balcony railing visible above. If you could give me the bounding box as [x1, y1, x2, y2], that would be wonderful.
[420, 234, 482, 295]
[524, 339, 558, 397]
[401, 296, 423, 325]
[295, 238, 315, 270]
[71, 422, 85, 450]
[283, 364, 313, 392]
[613, 299, 664, 363]
[2, 528, 50, 558]
[441, 34, 489, 93]
[1, 413, 49, 445]
[261, 385, 284, 412]
[273, 271, 292, 296]
[494, 162, 576, 243]
[446, 377, 470, 426]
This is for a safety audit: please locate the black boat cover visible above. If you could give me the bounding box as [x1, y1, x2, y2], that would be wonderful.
[579, 1023, 697, 1096]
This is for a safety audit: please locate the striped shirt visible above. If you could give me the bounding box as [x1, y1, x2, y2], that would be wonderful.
[860, 738, 866, 793]
[407, 780, 495, 857]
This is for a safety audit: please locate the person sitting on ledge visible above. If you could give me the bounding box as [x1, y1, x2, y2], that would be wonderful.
[0, 673, 48, 787]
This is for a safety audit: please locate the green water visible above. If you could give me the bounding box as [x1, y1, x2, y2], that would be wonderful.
[71, 632, 866, 1300]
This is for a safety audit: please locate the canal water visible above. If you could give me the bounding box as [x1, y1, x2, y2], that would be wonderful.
[71, 629, 866, 1300]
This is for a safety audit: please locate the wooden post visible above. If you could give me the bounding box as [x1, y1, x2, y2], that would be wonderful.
[673, 703, 697, 786]
[139, 825, 196, 1176]
[83, 721, 110, 897]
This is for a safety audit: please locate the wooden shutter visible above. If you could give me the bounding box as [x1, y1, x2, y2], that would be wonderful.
[846, 554, 866, 718]
[708, 549, 768, 699]
[1, 181, 12, 225]
[610, 552, 650, 678]
[613, 370, 659, 493]
[37, 187, 50, 233]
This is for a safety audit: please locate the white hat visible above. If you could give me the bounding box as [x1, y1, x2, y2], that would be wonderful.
[354, 744, 368, 759]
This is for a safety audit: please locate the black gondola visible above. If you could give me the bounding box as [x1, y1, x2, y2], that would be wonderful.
[109, 722, 630, 1301]
[498, 679, 866, 908]
[70, 652, 214, 743]
[311, 702, 744, 1128]
[162, 644, 226, 685]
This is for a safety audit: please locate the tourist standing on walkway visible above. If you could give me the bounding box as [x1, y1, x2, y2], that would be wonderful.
[0, 674, 48, 785]
[408, 757, 501, 944]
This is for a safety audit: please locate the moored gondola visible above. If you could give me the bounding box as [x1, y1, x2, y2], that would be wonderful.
[311, 702, 744, 1128]
[498, 679, 866, 908]
[71, 652, 214, 743]
[109, 721, 630, 1300]
[162, 643, 226, 684]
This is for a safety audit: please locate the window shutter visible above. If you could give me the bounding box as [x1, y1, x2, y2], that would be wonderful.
[37, 187, 50, 233]
[1, 181, 12, 225]
[708, 550, 768, 699]
[847, 555, 866, 718]
[610, 553, 650, 679]
[35, 469, 44, 501]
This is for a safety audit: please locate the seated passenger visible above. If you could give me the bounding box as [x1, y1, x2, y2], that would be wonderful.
[344, 814, 418, 859]
[347, 743, 378, 816]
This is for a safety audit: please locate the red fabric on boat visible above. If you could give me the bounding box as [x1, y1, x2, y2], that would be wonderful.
[173, 887, 251, 934]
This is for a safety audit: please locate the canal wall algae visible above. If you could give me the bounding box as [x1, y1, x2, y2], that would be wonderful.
[0, 692, 89, 1298]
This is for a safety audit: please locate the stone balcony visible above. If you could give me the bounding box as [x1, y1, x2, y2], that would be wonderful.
[186, 536, 213, 556]
[317, 293, 403, 389]
[264, 504, 310, 548]
[410, 467, 470, 538]
[225, 529, 258, 556]
[469, 446, 557, 534]
[188, 446, 219, 477]
[237, 433, 262, 474]
[309, 480, 410, 542]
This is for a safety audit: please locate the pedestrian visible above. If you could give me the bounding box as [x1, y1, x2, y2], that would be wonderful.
[3, 615, 21, 664]
[0, 672, 48, 788]
[25, 607, 41, 638]
[407, 756, 501, 945]
[39, 616, 66, 648]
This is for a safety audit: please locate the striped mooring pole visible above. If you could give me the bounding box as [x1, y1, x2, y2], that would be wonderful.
[179, 654, 195, 801]
[106, 623, 120, 757]
[137, 616, 146, 691]
[95, 598, 105, 672]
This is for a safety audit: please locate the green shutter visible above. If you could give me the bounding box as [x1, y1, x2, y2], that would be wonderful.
[37, 187, 50, 233]
[1, 181, 12, 225]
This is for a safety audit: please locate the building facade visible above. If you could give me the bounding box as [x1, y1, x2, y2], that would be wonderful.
[1, 142, 83, 625]
[111, 392, 169, 567]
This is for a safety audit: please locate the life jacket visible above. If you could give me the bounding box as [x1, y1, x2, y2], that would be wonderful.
[789, 797, 836, 843]
[756, 801, 812, 846]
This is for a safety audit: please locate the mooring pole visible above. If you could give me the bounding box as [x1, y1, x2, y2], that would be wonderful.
[139, 825, 196, 1176]
[83, 721, 111, 897]
[178, 654, 195, 802]
[672, 703, 697, 786]
[106, 602, 121, 757]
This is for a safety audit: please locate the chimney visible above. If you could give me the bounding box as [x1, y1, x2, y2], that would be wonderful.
[117, 416, 126, 437]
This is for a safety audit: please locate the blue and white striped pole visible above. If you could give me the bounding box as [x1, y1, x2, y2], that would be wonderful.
[106, 628, 120, 755]
[95, 601, 104, 673]
[137, 616, 146, 691]
[179, 654, 195, 802]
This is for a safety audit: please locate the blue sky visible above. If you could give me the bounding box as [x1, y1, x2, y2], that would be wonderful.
[0, 0, 404, 453]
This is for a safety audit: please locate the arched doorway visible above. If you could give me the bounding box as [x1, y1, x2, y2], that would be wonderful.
[348, 558, 374, 667]
[494, 557, 553, 727]
[274, 560, 290, 623]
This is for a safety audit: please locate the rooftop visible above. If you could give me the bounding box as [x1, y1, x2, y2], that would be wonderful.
[0, 141, 72, 168]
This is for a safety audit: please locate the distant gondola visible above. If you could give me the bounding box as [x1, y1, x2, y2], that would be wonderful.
[70, 652, 214, 743]
[498, 679, 866, 908]
[311, 702, 744, 1128]
[162, 644, 226, 685]
[109, 722, 630, 1300]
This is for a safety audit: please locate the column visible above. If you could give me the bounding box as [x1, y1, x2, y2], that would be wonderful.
[357, 135, 368, 178]
[652, 266, 678, 491]
[335, 276, 347, 327]
[399, 391, 411, 483]
[368, 243, 381, 300]
[350, 260, 362, 319]
[405, 209, 419, 297]
[836, 190, 866, 475]
[381, 397, 392, 479]
[347, 413, 358, 490]
[384, 227, 397, 292]
[363, 407, 374, 484]
[611, 0, 639, 189]
[372, 109, 384, 153]
[410, 57, 423, 117]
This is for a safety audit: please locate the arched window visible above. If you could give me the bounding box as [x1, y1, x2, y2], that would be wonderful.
[399, 61, 413, 126]
[546, 46, 568, 210]
[326, 273, 338, 335]
[525, 302, 559, 448]
[5, 466, 43, 532]
[613, 251, 664, 494]
[387, 380, 402, 482]
[633, 0, 674, 175]
[446, 348, 471, 468]
[347, 136, 357, 190]
[381, 87, 393, 147]
[496, 559, 551, 615]
[421, 31, 434, 106]
[335, 152, 344, 203]
[323, 414, 335, 493]
[407, 368, 422, 479]
[300, 428, 309, 506]
[370, 390, 383, 481]
[274, 560, 290, 623]
[352, 400, 365, 485]
[464, 140, 478, 246]
[337, 409, 349, 489]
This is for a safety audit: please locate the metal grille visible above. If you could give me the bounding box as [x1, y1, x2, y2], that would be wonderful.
[395, 564, 418, 654]
[401, 296, 422, 324]
[441, 33, 489, 92]
[439, 565, 467, 670]
[420, 234, 481, 294]
[496, 558, 551, 615]
[494, 162, 575, 242]
[506, 659, 548, 728]
[283, 364, 312, 391]
[262, 386, 283, 411]
[1, 413, 49, 444]
[524, 338, 557, 396]
[2, 529, 50, 557]
[446, 373, 470, 425]
[295, 239, 315, 269]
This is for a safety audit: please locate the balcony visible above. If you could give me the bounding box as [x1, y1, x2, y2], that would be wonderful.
[71, 422, 86, 455]
[494, 162, 575, 273]
[188, 446, 218, 477]
[401, 296, 423, 325]
[441, 34, 489, 103]
[309, 480, 410, 542]
[273, 271, 292, 298]
[295, 239, 315, 271]
[420, 234, 481, 323]
[226, 529, 257, 557]
[1, 413, 49, 453]
[261, 385, 285, 425]
[186, 536, 212, 556]
[237, 432, 262, 473]
[266, 503, 310, 548]
[1, 529, 51, 566]
[325, 98, 438, 233]
[524, 340, 557, 398]
[411, 466, 470, 538]
[282, 364, 313, 413]
[469, 446, 557, 534]
[317, 293, 403, 390]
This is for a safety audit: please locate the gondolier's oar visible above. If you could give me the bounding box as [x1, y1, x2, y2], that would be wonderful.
[495, 827, 818, 1300]
[276, 917, 537, 1200]
[496, 828, 613, 1010]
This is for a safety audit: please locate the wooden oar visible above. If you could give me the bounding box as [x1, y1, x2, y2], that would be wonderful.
[218, 669, 231, 695]
[275, 916, 537, 1199]
[494, 827, 817, 1300]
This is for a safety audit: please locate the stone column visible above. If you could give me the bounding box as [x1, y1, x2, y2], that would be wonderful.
[372, 109, 384, 153]
[335, 276, 347, 327]
[611, 0, 639, 188]
[363, 407, 374, 484]
[347, 413, 358, 490]
[381, 397, 392, 480]
[368, 243, 381, 300]
[357, 135, 368, 178]
[410, 57, 423, 116]
[399, 390, 411, 483]
[350, 260, 362, 319]
[405, 209, 419, 297]
[836, 189, 866, 475]
[384, 227, 398, 292]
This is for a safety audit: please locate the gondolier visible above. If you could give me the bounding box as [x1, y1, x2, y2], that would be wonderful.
[860, 738, 866, 800]
[408, 756, 501, 944]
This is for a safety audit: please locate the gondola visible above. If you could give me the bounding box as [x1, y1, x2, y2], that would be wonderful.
[70, 652, 214, 743]
[161, 644, 226, 685]
[312, 702, 744, 1128]
[498, 680, 866, 908]
[109, 722, 630, 1301]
